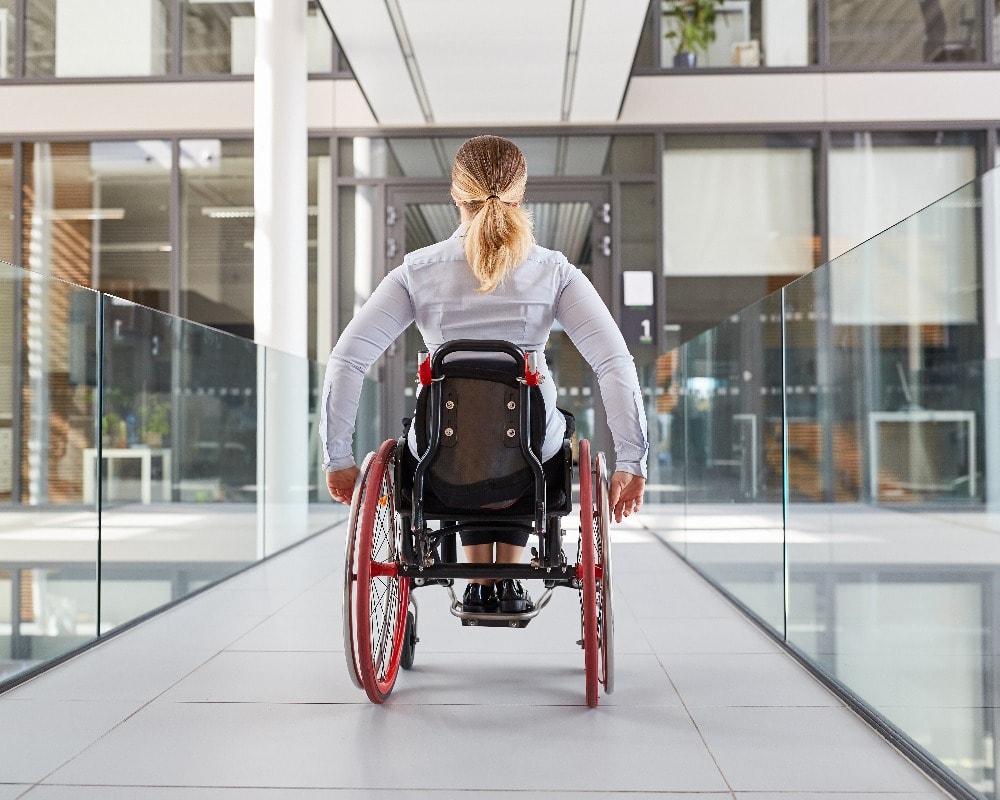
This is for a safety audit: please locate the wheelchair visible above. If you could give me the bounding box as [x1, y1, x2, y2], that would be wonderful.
[342, 340, 614, 707]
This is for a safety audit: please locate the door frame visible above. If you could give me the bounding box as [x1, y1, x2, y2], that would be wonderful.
[381, 181, 616, 458]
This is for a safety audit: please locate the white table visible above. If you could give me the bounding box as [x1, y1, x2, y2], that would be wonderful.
[82, 447, 172, 505]
[868, 410, 976, 501]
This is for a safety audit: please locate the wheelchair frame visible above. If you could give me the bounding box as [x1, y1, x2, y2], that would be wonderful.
[342, 340, 613, 707]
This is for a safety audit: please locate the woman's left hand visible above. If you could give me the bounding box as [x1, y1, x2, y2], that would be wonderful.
[609, 471, 645, 523]
[327, 466, 360, 505]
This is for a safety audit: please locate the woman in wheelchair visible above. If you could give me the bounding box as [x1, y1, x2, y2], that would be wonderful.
[321, 134, 647, 615]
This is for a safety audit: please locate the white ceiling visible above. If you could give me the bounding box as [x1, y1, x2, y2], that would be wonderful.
[317, 0, 650, 125]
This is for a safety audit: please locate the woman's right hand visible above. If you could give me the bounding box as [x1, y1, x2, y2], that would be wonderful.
[326, 466, 360, 506]
[608, 471, 645, 523]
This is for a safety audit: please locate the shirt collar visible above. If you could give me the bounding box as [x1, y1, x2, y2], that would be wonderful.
[451, 223, 467, 239]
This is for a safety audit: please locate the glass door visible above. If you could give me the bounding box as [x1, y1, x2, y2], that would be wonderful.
[383, 183, 613, 458]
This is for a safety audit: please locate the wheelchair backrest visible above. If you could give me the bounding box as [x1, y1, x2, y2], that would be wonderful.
[413, 342, 545, 511]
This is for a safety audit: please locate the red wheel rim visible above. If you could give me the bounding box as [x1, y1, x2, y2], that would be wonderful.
[356, 439, 410, 703]
[594, 451, 614, 694]
[343, 451, 376, 691]
[579, 439, 599, 708]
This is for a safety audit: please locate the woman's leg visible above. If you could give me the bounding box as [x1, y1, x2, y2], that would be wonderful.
[495, 542, 525, 563]
[463, 542, 495, 584]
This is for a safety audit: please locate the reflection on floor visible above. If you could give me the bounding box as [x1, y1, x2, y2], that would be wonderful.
[0, 510, 948, 799]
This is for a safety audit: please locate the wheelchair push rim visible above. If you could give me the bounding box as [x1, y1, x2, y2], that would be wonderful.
[594, 451, 615, 695]
[578, 439, 600, 708]
[354, 439, 410, 703]
[342, 450, 376, 691]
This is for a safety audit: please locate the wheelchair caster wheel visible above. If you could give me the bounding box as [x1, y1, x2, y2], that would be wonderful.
[400, 608, 418, 670]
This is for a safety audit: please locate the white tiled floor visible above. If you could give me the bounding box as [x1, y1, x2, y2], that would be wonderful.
[0, 517, 951, 799]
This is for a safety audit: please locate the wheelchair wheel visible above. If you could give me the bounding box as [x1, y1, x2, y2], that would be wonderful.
[355, 439, 410, 703]
[578, 439, 600, 708]
[594, 451, 615, 695]
[342, 451, 376, 691]
[399, 604, 417, 671]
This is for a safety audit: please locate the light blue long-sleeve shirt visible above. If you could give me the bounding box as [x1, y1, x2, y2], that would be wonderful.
[321, 227, 648, 477]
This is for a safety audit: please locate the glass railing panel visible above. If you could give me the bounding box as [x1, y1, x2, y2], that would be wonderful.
[644, 342, 687, 556]
[676, 293, 786, 632]
[98, 299, 259, 630]
[0, 262, 100, 681]
[260, 346, 315, 557]
[784, 175, 992, 795]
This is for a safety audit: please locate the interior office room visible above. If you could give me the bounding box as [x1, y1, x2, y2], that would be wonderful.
[1, 0, 1000, 797]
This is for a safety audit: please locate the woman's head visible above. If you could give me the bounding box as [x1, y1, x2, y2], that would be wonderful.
[451, 135, 534, 293]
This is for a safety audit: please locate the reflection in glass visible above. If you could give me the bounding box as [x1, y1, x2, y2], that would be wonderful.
[0, 262, 99, 681]
[26, 0, 170, 78]
[676, 294, 785, 630]
[658, 167, 1000, 796]
[99, 297, 260, 629]
[829, 0, 982, 65]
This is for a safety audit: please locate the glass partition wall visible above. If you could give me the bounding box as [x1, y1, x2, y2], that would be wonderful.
[660, 169, 998, 798]
[0, 259, 342, 687]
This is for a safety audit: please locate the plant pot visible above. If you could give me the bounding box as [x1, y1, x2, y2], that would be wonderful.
[673, 51, 697, 69]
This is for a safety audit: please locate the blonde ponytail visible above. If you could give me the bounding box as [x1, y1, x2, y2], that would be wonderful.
[451, 136, 534, 293]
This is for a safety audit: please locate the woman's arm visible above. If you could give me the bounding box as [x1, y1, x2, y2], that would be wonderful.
[320, 268, 414, 485]
[554, 267, 649, 481]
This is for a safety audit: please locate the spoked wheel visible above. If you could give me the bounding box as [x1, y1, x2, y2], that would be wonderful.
[343, 451, 376, 690]
[594, 451, 615, 695]
[578, 439, 599, 708]
[354, 439, 410, 703]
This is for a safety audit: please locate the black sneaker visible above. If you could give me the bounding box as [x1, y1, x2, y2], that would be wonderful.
[462, 582, 498, 613]
[496, 579, 533, 613]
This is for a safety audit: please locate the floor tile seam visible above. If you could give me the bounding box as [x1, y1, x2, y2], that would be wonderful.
[647, 648, 736, 798]
[26, 782, 740, 794]
[29, 636, 252, 785]
[219, 557, 342, 651]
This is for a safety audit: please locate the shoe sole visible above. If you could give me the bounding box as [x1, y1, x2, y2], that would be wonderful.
[498, 600, 530, 614]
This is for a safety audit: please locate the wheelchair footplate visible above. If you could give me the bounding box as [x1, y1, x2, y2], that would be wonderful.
[445, 585, 555, 628]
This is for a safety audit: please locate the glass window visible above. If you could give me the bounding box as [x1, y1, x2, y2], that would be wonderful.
[179, 138, 253, 337]
[0, 1, 13, 79]
[995, 3, 1000, 63]
[829, 0, 982, 66]
[829, 131, 980, 260]
[829, 131, 980, 329]
[660, 0, 816, 68]
[0, 143, 12, 263]
[26, 0, 170, 78]
[663, 134, 817, 276]
[20, 142, 171, 299]
[183, 0, 254, 74]
[662, 133, 817, 340]
[184, 1, 335, 75]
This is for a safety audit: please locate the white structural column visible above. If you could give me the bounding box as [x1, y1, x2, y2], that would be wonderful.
[254, 0, 309, 555]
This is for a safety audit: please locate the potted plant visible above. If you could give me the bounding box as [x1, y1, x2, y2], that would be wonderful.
[143, 400, 171, 447]
[664, 0, 725, 68]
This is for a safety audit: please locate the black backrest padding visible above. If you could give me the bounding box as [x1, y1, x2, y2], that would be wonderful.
[414, 357, 544, 510]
